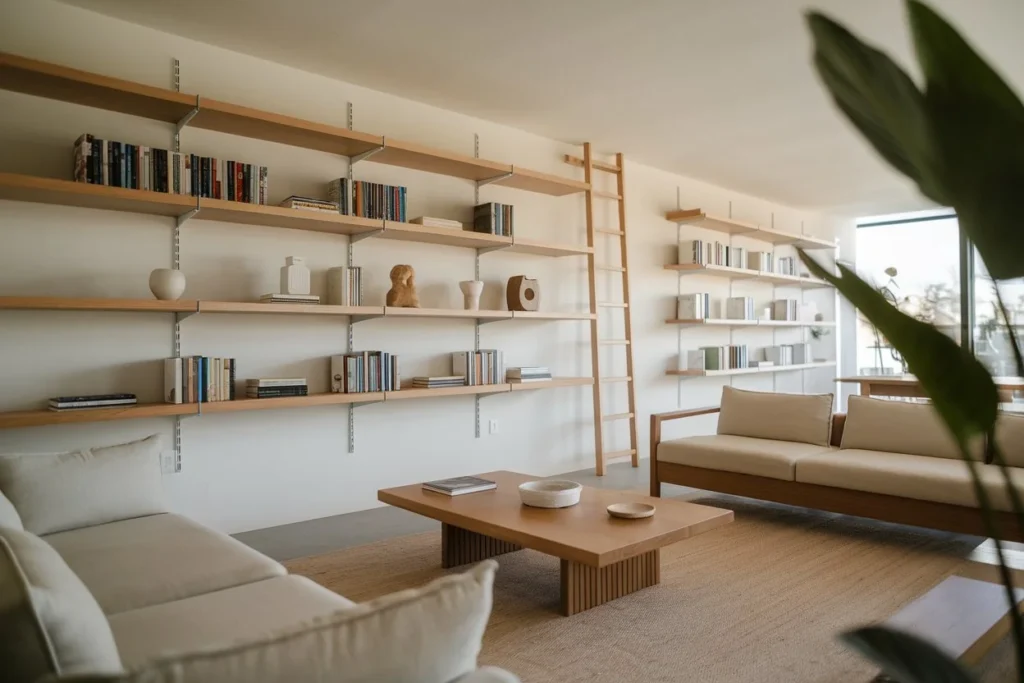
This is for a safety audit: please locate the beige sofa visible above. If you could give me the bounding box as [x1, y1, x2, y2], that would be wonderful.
[650, 388, 1024, 540]
[0, 434, 518, 683]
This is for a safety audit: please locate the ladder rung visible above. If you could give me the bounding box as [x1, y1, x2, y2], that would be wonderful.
[597, 265, 626, 272]
[598, 302, 628, 308]
[563, 154, 621, 174]
[602, 412, 634, 422]
[596, 228, 624, 236]
[604, 449, 637, 462]
[593, 190, 623, 200]
[600, 376, 632, 383]
[598, 340, 630, 346]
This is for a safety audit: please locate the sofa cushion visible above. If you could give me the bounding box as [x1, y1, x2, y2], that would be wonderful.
[44, 513, 285, 615]
[795, 448, 1007, 508]
[0, 434, 166, 535]
[109, 575, 354, 669]
[110, 560, 497, 683]
[0, 526, 121, 677]
[840, 396, 981, 460]
[993, 411, 1024, 467]
[0, 486, 22, 530]
[658, 434, 835, 481]
[716, 386, 834, 446]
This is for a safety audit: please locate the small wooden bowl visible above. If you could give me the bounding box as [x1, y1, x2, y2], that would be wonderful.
[607, 502, 655, 519]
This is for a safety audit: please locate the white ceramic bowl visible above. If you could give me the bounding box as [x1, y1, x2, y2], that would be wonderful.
[519, 480, 582, 508]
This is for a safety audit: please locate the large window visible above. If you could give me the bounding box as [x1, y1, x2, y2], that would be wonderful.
[856, 212, 961, 375]
[974, 251, 1024, 377]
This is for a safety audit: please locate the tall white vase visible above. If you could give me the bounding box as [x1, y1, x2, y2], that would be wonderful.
[459, 280, 484, 310]
[149, 269, 186, 300]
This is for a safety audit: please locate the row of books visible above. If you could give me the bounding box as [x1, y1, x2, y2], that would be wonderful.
[765, 343, 813, 366]
[246, 378, 307, 398]
[330, 352, 400, 393]
[678, 294, 803, 322]
[327, 179, 407, 221]
[74, 135, 268, 204]
[725, 297, 756, 321]
[473, 202, 514, 237]
[686, 345, 750, 371]
[679, 240, 746, 268]
[771, 299, 800, 321]
[507, 367, 551, 383]
[452, 350, 504, 386]
[777, 256, 797, 276]
[48, 393, 137, 412]
[279, 196, 337, 213]
[164, 357, 236, 404]
[677, 293, 712, 320]
[326, 266, 363, 306]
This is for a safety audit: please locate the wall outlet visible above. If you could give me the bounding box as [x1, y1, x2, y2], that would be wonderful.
[160, 450, 178, 474]
[488, 419, 499, 435]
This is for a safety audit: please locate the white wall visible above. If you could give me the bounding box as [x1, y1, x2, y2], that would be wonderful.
[0, 0, 852, 533]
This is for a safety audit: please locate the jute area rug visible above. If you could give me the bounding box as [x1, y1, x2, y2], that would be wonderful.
[286, 494, 1010, 683]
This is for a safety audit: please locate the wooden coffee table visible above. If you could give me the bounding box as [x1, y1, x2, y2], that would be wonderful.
[378, 471, 733, 615]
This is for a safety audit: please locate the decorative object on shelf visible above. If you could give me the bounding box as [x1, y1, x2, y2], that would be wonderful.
[810, 313, 832, 340]
[326, 266, 362, 306]
[280, 256, 311, 295]
[518, 480, 582, 508]
[149, 268, 186, 300]
[386, 265, 419, 308]
[459, 280, 484, 310]
[607, 502, 656, 519]
[506, 275, 539, 312]
[411, 216, 463, 229]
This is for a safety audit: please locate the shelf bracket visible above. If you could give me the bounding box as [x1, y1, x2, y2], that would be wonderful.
[176, 202, 200, 228]
[176, 97, 201, 134]
[477, 244, 510, 255]
[175, 310, 198, 323]
[350, 227, 384, 244]
[350, 144, 385, 165]
[476, 171, 513, 188]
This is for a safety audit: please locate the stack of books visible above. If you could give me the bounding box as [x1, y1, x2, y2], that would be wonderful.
[260, 293, 320, 305]
[507, 367, 552, 383]
[422, 476, 497, 497]
[677, 293, 711, 320]
[331, 352, 399, 393]
[48, 394, 137, 412]
[74, 134, 268, 203]
[163, 357, 236, 404]
[278, 196, 338, 213]
[326, 266, 362, 306]
[410, 217, 462, 229]
[327, 179, 407, 221]
[771, 299, 799, 321]
[679, 240, 746, 269]
[725, 296, 755, 320]
[452, 350, 504, 386]
[473, 203, 513, 237]
[245, 378, 308, 399]
[410, 376, 466, 389]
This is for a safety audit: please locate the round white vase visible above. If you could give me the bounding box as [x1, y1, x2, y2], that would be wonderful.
[149, 268, 187, 300]
[459, 280, 484, 310]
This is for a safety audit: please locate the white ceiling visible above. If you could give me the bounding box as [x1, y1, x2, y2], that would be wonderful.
[57, 0, 1024, 216]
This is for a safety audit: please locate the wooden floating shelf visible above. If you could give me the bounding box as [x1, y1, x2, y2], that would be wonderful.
[198, 197, 381, 236]
[198, 302, 382, 317]
[385, 384, 512, 400]
[201, 392, 383, 414]
[0, 173, 196, 216]
[667, 361, 837, 378]
[0, 403, 196, 430]
[383, 307, 511, 321]
[665, 262, 833, 288]
[666, 318, 836, 328]
[665, 208, 836, 250]
[379, 221, 511, 249]
[504, 238, 592, 258]
[0, 296, 197, 313]
[509, 377, 593, 391]
[512, 310, 594, 320]
[0, 51, 587, 197]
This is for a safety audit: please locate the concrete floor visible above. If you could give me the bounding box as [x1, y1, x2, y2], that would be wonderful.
[233, 460, 686, 562]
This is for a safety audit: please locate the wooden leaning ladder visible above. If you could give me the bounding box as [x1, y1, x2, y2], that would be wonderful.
[565, 143, 639, 475]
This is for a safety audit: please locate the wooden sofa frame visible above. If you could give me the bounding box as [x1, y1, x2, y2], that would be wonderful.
[650, 407, 1024, 541]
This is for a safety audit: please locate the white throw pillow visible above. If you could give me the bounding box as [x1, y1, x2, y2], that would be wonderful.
[124, 559, 498, 683]
[0, 486, 23, 530]
[717, 386, 834, 446]
[0, 434, 166, 535]
[0, 526, 122, 677]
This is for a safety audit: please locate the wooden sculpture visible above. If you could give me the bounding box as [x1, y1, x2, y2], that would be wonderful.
[506, 275, 540, 311]
[386, 264, 420, 307]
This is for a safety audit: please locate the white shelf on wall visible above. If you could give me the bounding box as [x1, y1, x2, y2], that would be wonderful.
[665, 208, 836, 250]
[667, 361, 837, 378]
[666, 318, 836, 328]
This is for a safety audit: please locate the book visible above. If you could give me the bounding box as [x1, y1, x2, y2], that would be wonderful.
[507, 366, 550, 378]
[677, 293, 710, 320]
[508, 377, 553, 383]
[246, 378, 307, 387]
[411, 376, 467, 388]
[472, 202, 513, 237]
[410, 216, 462, 229]
[452, 350, 503, 386]
[48, 395, 137, 410]
[260, 293, 320, 304]
[164, 358, 183, 404]
[725, 297, 755, 321]
[245, 387, 309, 398]
[326, 266, 362, 306]
[421, 476, 497, 496]
[330, 352, 400, 393]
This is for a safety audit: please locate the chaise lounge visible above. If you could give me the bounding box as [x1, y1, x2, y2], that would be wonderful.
[650, 387, 1024, 540]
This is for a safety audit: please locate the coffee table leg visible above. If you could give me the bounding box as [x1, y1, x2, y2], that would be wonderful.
[441, 523, 522, 568]
[560, 549, 660, 616]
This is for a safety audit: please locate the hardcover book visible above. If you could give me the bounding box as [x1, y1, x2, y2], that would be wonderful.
[421, 476, 497, 496]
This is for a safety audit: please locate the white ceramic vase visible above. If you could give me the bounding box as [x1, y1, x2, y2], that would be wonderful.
[149, 268, 186, 300]
[459, 280, 484, 310]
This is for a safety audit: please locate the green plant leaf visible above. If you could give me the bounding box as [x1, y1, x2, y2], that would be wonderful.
[806, 12, 945, 203]
[906, 0, 1024, 280]
[799, 251, 998, 445]
[841, 626, 977, 683]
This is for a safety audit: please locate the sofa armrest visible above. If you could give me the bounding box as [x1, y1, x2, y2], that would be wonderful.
[453, 667, 522, 683]
[650, 407, 721, 496]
